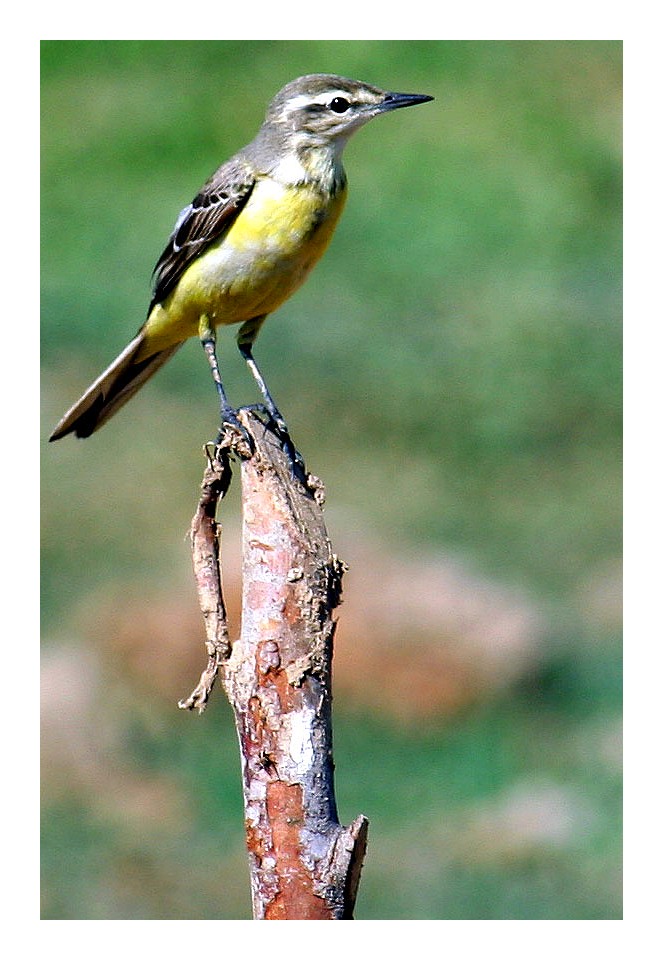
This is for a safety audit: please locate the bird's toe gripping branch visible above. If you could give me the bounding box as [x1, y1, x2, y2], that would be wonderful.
[215, 412, 255, 460]
[240, 404, 307, 483]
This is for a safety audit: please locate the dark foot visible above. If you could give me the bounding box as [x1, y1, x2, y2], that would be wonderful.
[280, 433, 307, 484]
[241, 405, 307, 482]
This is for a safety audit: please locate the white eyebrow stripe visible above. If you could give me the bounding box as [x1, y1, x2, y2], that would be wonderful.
[284, 90, 349, 112]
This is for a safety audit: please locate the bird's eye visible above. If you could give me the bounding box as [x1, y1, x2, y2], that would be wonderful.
[329, 96, 350, 113]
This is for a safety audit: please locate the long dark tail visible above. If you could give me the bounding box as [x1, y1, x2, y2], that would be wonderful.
[49, 333, 183, 441]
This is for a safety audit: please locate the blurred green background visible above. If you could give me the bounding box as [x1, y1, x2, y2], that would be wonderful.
[41, 40, 622, 919]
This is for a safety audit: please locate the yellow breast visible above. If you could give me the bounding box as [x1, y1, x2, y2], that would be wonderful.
[144, 176, 347, 350]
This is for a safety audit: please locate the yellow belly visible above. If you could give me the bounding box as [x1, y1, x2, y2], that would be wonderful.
[141, 176, 347, 354]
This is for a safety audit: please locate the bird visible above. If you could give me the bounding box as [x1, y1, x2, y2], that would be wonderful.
[49, 73, 433, 451]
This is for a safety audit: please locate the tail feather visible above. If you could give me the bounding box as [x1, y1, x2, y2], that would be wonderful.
[49, 333, 183, 441]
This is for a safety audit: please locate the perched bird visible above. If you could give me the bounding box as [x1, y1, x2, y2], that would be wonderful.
[49, 73, 433, 448]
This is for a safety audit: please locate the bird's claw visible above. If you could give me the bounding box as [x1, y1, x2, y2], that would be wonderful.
[240, 404, 306, 481]
[216, 410, 255, 458]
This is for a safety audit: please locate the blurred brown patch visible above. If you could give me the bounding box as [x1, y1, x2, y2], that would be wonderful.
[330, 535, 545, 720]
[71, 531, 544, 722]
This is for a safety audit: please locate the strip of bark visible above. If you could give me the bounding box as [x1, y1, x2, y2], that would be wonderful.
[179, 443, 233, 713]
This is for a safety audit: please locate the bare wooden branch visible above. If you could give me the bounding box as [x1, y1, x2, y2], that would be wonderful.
[183, 411, 368, 918]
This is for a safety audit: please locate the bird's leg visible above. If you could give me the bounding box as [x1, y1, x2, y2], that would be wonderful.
[237, 318, 288, 434]
[199, 316, 252, 452]
[237, 317, 305, 476]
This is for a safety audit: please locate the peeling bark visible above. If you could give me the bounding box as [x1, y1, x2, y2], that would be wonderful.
[182, 411, 368, 918]
[178, 445, 233, 713]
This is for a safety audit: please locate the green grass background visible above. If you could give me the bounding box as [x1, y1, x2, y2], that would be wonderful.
[41, 40, 622, 919]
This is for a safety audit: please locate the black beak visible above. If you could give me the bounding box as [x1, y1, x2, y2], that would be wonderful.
[380, 90, 434, 112]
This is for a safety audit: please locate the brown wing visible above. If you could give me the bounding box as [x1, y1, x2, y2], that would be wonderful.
[149, 156, 255, 313]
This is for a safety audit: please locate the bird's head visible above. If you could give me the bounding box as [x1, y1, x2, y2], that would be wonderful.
[264, 73, 433, 147]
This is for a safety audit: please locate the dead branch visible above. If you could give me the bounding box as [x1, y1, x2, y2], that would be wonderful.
[182, 410, 368, 918]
